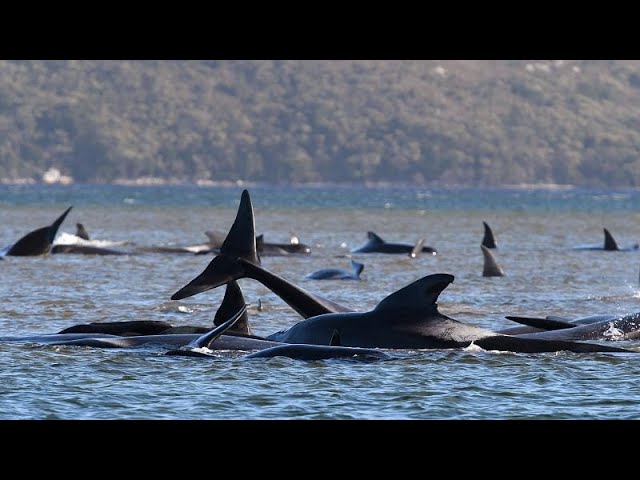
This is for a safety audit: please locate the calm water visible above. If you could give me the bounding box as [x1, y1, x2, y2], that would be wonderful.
[2, 184, 640, 419]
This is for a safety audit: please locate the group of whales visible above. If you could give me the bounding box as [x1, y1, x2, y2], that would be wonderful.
[3, 189, 640, 361]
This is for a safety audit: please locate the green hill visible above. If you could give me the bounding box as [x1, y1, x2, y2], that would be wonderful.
[2, 60, 640, 186]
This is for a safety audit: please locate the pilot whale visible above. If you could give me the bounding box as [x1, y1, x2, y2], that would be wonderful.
[306, 260, 364, 280]
[2, 206, 72, 256]
[199, 230, 312, 256]
[263, 273, 633, 353]
[166, 306, 392, 361]
[172, 190, 351, 319]
[58, 280, 254, 337]
[351, 231, 436, 255]
[573, 228, 639, 251]
[502, 312, 640, 341]
[170, 190, 636, 354]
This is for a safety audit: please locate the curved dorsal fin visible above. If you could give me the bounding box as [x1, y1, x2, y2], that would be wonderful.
[482, 221, 497, 249]
[374, 273, 454, 313]
[213, 280, 252, 335]
[220, 190, 260, 264]
[350, 260, 365, 278]
[330, 329, 342, 346]
[603, 228, 619, 251]
[367, 231, 385, 244]
[481, 245, 505, 277]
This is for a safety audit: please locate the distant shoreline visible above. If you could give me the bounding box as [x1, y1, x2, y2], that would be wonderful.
[1, 178, 635, 191]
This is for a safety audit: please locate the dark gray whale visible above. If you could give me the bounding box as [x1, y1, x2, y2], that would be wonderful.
[4, 206, 72, 256]
[306, 260, 364, 280]
[351, 231, 436, 255]
[573, 228, 639, 251]
[503, 312, 640, 341]
[264, 273, 632, 353]
[171, 190, 351, 319]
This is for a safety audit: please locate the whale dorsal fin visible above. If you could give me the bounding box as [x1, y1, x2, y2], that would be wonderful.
[373, 273, 454, 313]
[351, 260, 365, 279]
[220, 190, 260, 264]
[367, 231, 385, 244]
[603, 228, 619, 251]
[213, 280, 252, 335]
[75, 223, 90, 240]
[504, 316, 574, 331]
[482, 221, 497, 249]
[330, 329, 342, 346]
[481, 245, 505, 277]
[190, 304, 248, 349]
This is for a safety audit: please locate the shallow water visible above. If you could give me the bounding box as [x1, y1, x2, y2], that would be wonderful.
[2, 184, 640, 419]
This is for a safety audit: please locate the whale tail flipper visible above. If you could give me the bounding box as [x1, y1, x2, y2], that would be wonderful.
[409, 238, 425, 258]
[7, 206, 73, 256]
[482, 221, 497, 249]
[504, 316, 575, 331]
[189, 304, 249, 350]
[603, 228, 619, 251]
[171, 191, 259, 300]
[474, 335, 633, 354]
[350, 260, 365, 279]
[213, 280, 252, 335]
[481, 245, 505, 277]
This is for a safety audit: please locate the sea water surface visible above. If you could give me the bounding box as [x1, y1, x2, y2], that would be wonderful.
[2, 184, 640, 419]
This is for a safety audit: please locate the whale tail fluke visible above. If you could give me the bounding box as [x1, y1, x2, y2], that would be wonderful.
[7, 206, 73, 256]
[481, 245, 505, 277]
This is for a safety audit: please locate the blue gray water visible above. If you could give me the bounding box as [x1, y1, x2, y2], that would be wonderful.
[2, 184, 640, 419]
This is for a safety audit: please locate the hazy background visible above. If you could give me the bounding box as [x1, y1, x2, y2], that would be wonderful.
[1, 60, 639, 187]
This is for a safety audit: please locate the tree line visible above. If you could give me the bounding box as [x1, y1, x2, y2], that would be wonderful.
[1, 60, 639, 186]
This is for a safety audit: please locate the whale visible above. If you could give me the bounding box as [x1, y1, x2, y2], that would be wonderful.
[351, 231, 436, 255]
[501, 312, 640, 341]
[58, 280, 254, 337]
[573, 228, 639, 251]
[256, 234, 312, 255]
[166, 309, 391, 361]
[306, 260, 364, 280]
[264, 272, 633, 353]
[199, 230, 312, 256]
[481, 245, 505, 277]
[482, 221, 497, 249]
[2, 206, 72, 256]
[51, 244, 131, 255]
[58, 320, 174, 336]
[172, 190, 352, 319]
[169, 190, 636, 354]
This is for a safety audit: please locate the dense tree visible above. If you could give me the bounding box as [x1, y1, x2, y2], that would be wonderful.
[1, 60, 640, 186]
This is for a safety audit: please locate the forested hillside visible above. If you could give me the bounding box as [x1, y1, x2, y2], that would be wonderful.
[1, 60, 640, 186]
